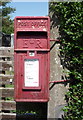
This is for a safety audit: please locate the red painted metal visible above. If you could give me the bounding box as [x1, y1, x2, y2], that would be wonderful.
[14, 49, 50, 51]
[14, 16, 50, 102]
[50, 39, 60, 42]
[49, 80, 70, 84]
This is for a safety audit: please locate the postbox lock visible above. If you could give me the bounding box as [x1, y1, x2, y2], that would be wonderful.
[29, 51, 35, 56]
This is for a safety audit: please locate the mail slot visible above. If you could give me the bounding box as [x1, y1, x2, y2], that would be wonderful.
[14, 16, 50, 102]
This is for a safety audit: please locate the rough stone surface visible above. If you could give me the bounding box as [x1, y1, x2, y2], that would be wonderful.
[48, 13, 69, 119]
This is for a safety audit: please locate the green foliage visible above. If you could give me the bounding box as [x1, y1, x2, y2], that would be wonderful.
[15, 110, 36, 115]
[5, 97, 13, 101]
[0, 0, 16, 34]
[5, 84, 14, 88]
[50, 2, 83, 119]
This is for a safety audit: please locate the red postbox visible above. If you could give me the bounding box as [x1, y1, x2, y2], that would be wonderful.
[14, 16, 50, 102]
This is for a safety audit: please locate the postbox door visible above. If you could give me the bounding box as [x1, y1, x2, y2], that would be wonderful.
[14, 51, 49, 102]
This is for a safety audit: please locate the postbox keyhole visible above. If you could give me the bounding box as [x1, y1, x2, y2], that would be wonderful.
[29, 51, 35, 56]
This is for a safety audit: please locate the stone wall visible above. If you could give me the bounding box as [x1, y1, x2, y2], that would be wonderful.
[48, 13, 69, 119]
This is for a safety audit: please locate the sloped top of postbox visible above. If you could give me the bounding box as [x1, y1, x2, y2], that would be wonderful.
[14, 16, 50, 32]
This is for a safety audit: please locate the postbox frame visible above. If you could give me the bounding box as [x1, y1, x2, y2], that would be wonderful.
[14, 16, 50, 102]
